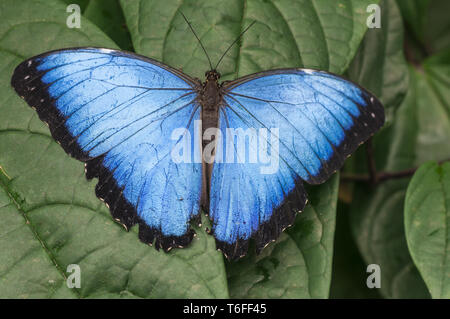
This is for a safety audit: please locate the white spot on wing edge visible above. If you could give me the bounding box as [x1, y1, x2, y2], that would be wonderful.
[99, 48, 114, 54]
[302, 69, 316, 75]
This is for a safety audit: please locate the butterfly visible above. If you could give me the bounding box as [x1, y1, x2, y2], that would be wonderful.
[11, 23, 384, 261]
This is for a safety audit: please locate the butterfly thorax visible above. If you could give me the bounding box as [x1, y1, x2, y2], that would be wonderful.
[200, 70, 222, 109]
[200, 70, 222, 133]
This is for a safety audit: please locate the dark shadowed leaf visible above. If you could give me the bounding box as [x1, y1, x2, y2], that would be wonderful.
[348, 0, 409, 125]
[348, 58, 450, 298]
[397, 0, 450, 55]
[329, 202, 381, 299]
[84, 0, 134, 51]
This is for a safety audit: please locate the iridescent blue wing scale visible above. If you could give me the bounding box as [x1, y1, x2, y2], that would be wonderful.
[211, 69, 384, 259]
[11, 48, 203, 251]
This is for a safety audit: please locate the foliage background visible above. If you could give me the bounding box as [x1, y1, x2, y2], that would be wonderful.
[0, 0, 448, 298]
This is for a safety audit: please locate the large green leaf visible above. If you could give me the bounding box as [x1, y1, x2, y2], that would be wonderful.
[0, 0, 227, 298]
[348, 0, 409, 125]
[120, 0, 376, 79]
[404, 161, 450, 298]
[348, 58, 450, 298]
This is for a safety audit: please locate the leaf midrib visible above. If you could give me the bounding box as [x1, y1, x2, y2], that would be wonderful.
[0, 167, 81, 298]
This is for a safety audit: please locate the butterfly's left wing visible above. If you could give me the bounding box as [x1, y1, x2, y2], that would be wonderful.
[11, 48, 203, 251]
[210, 69, 384, 260]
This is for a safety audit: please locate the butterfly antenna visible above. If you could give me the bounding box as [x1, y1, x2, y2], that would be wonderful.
[179, 11, 214, 70]
[214, 20, 256, 70]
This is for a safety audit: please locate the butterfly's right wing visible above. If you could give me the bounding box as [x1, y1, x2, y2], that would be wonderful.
[11, 48, 202, 250]
[209, 69, 384, 259]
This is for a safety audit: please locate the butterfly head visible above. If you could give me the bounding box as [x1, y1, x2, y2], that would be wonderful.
[205, 70, 221, 82]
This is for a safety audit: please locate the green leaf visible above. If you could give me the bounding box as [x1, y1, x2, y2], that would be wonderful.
[84, 0, 134, 51]
[348, 60, 450, 298]
[120, 0, 377, 79]
[226, 175, 339, 298]
[0, 179, 77, 298]
[60, 0, 90, 12]
[0, 0, 227, 298]
[348, 0, 409, 125]
[404, 161, 450, 299]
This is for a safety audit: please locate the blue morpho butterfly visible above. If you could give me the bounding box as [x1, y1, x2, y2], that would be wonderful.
[11, 18, 384, 260]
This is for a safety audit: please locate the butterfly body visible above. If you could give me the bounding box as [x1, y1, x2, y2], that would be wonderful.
[11, 47, 384, 260]
[197, 70, 223, 211]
